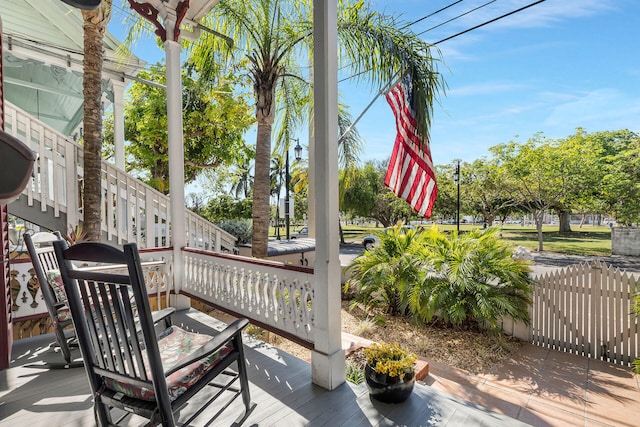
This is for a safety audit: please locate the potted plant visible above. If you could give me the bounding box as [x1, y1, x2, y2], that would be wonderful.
[364, 342, 417, 403]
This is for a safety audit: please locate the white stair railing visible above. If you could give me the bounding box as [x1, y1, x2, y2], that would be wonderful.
[4, 101, 236, 252]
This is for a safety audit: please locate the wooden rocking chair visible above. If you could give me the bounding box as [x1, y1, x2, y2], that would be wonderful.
[24, 231, 174, 369]
[53, 240, 253, 426]
[24, 231, 81, 367]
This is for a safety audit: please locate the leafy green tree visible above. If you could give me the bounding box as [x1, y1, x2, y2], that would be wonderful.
[546, 129, 604, 232]
[430, 164, 457, 222]
[409, 226, 533, 332]
[216, 219, 253, 245]
[118, 65, 254, 194]
[341, 162, 381, 221]
[191, 0, 444, 258]
[491, 133, 592, 251]
[464, 158, 518, 226]
[199, 195, 253, 222]
[342, 161, 417, 227]
[596, 129, 640, 225]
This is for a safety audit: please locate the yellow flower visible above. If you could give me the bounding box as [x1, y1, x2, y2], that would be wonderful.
[364, 342, 417, 378]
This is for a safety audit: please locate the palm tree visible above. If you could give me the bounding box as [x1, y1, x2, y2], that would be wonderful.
[269, 153, 285, 235]
[410, 226, 533, 332]
[230, 159, 254, 199]
[81, 1, 113, 241]
[192, 0, 444, 258]
[345, 225, 423, 315]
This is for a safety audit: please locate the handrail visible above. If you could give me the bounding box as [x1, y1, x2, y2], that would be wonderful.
[182, 247, 315, 347]
[4, 101, 236, 252]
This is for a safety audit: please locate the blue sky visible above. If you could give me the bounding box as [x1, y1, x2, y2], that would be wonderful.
[108, 0, 640, 167]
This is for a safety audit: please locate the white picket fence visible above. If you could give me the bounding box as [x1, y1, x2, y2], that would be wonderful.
[506, 261, 640, 365]
[4, 101, 236, 252]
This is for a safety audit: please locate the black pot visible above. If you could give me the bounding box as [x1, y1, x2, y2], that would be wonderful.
[364, 364, 415, 403]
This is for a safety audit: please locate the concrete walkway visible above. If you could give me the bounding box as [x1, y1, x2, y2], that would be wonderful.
[343, 332, 640, 427]
[426, 344, 640, 426]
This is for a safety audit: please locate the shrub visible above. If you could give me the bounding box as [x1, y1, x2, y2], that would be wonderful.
[345, 225, 423, 315]
[408, 226, 533, 332]
[216, 219, 252, 245]
[345, 362, 365, 384]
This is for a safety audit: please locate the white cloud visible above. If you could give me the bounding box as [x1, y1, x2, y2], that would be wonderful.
[448, 82, 526, 96]
[544, 88, 640, 132]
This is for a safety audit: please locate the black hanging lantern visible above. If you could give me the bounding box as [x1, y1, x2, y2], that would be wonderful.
[0, 131, 36, 205]
[294, 140, 303, 161]
[59, 0, 102, 10]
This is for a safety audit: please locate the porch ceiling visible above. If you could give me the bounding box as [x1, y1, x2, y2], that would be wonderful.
[0, 0, 145, 136]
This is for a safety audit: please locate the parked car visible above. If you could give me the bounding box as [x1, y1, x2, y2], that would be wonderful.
[362, 225, 416, 250]
[290, 226, 308, 239]
[362, 234, 380, 250]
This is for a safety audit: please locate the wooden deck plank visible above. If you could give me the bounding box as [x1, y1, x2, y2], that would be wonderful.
[2, 309, 529, 426]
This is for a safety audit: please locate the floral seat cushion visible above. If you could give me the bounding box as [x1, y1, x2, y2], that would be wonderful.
[46, 270, 72, 323]
[46, 270, 67, 303]
[105, 326, 234, 402]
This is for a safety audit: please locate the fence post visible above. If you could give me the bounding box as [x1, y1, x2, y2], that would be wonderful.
[590, 260, 603, 359]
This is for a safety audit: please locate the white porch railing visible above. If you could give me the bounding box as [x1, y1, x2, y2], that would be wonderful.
[12, 247, 316, 349]
[182, 248, 315, 347]
[4, 101, 236, 252]
[10, 248, 173, 321]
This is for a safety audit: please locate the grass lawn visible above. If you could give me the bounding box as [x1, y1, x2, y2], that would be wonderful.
[340, 223, 612, 257]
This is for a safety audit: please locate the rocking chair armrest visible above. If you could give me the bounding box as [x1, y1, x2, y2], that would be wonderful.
[151, 307, 175, 327]
[164, 318, 249, 376]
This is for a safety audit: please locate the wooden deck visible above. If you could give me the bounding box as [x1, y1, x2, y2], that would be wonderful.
[1, 309, 528, 426]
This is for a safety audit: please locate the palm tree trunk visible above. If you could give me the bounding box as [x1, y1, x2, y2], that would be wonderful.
[81, 4, 111, 241]
[252, 120, 272, 257]
[250, 56, 280, 258]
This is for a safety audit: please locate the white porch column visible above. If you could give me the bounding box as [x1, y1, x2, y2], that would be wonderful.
[164, 39, 186, 293]
[311, 0, 344, 390]
[112, 80, 126, 171]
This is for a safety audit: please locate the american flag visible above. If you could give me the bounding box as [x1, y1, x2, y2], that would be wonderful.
[384, 73, 438, 218]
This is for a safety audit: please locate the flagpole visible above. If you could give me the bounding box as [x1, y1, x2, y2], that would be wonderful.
[337, 70, 403, 144]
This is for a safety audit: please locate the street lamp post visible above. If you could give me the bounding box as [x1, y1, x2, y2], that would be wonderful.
[454, 159, 460, 233]
[285, 139, 303, 240]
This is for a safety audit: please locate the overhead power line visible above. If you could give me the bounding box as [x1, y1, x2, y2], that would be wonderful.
[401, 0, 465, 30]
[417, 0, 497, 37]
[434, 0, 547, 45]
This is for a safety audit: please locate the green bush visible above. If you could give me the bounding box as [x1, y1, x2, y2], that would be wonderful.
[410, 227, 533, 332]
[345, 225, 423, 315]
[216, 219, 252, 245]
[345, 362, 365, 384]
[347, 224, 534, 333]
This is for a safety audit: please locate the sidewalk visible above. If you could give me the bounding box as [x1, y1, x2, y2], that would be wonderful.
[426, 343, 640, 426]
[343, 332, 640, 426]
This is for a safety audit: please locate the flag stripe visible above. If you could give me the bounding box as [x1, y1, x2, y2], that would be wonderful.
[384, 74, 438, 219]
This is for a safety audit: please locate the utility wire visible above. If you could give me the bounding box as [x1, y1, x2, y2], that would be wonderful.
[401, 0, 465, 30]
[435, 0, 547, 44]
[417, 0, 497, 36]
